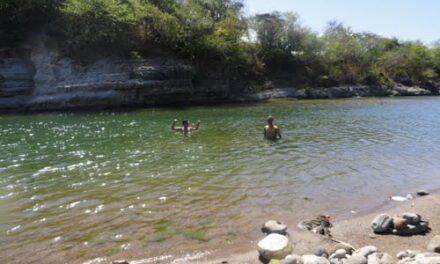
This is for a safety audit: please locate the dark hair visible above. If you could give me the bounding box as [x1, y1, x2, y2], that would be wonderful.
[182, 120, 189, 125]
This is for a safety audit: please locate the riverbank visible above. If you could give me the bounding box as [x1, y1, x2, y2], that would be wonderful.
[1, 36, 439, 113]
[177, 193, 440, 264]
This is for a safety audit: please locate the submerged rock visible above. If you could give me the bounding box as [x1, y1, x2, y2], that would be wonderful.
[371, 214, 393, 233]
[257, 233, 293, 260]
[262, 220, 288, 235]
[427, 235, 440, 253]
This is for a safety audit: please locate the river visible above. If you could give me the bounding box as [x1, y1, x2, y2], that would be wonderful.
[2, 98, 440, 263]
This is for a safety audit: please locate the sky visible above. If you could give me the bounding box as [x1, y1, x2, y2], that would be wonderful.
[244, 0, 439, 45]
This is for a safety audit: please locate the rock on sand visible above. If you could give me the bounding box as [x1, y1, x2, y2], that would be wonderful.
[258, 233, 293, 260]
[427, 235, 440, 253]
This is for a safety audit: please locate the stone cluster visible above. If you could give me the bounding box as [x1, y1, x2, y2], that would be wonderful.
[371, 213, 430, 235]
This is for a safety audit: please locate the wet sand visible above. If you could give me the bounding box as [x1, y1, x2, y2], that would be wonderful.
[192, 194, 440, 264]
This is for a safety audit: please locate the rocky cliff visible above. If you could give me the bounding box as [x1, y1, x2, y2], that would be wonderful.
[0, 36, 438, 112]
[0, 35, 232, 112]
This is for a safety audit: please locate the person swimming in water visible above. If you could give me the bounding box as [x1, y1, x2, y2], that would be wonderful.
[264, 116, 281, 140]
[171, 119, 200, 135]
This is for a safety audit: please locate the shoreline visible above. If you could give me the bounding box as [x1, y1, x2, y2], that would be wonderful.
[170, 193, 440, 264]
[1, 85, 438, 114]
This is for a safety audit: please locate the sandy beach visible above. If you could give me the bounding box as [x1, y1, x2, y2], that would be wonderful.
[191, 194, 440, 264]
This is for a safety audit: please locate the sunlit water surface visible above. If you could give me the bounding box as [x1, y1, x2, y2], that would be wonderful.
[2, 98, 440, 263]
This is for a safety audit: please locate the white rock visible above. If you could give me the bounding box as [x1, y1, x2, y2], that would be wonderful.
[344, 255, 367, 264]
[329, 249, 347, 259]
[367, 253, 394, 264]
[301, 255, 329, 264]
[353, 246, 377, 258]
[262, 220, 288, 235]
[281, 254, 303, 264]
[257, 233, 293, 260]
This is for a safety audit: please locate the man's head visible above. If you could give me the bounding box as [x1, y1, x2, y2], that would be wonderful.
[182, 120, 189, 127]
[267, 116, 274, 125]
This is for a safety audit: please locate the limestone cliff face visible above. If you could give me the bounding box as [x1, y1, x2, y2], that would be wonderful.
[1, 35, 227, 111]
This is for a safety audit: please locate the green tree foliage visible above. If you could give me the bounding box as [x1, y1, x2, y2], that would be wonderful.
[1, 0, 439, 87]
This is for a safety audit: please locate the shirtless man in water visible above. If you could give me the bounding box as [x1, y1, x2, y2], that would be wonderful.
[264, 116, 282, 140]
[171, 119, 200, 135]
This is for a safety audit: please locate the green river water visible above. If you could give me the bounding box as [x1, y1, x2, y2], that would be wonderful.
[1, 98, 440, 263]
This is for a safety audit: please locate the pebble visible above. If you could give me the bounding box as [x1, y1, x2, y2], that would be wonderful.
[417, 190, 430, 196]
[329, 249, 347, 259]
[262, 220, 288, 235]
[257, 233, 293, 260]
[371, 214, 393, 233]
[427, 235, 440, 253]
[328, 242, 354, 255]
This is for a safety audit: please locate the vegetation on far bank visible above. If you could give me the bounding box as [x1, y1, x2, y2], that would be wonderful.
[1, 0, 440, 89]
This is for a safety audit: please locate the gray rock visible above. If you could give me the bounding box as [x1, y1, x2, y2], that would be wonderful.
[353, 245, 378, 258]
[417, 190, 430, 196]
[427, 235, 440, 253]
[371, 214, 393, 233]
[344, 255, 367, 264]
[315, 247, 329, 258]
[392, 221, 430, 236]
[329, 249, 347, 260]
[262, 220, 288, 235]
[301, 255, 330, 264]
[257, 233, 293, 260]
[281, 254, 303, 264]
[402, 213, 422, 225]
